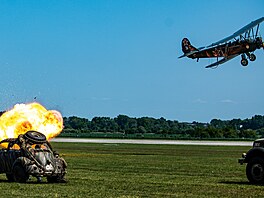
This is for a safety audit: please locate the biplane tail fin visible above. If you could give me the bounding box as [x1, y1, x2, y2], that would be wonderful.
[181, 38, 198, 54]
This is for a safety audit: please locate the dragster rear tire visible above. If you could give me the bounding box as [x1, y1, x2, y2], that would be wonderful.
[24, 131, 46, 143]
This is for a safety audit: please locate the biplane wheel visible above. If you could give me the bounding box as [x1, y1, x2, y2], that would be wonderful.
[249, 54, 256, 61]
[241, 59, 248, 66]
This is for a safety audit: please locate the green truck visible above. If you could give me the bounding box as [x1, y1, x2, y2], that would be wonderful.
[239, 138, 264, 184]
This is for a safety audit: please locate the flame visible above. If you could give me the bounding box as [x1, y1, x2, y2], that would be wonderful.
[0, 102, 63, 146]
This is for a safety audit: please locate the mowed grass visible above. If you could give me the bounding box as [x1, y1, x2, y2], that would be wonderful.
[0, 142, 264, 197]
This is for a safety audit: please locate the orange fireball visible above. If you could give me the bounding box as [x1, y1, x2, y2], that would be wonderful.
[0, 103, 63, 146]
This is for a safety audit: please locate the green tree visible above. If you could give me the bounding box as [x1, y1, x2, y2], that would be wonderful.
[64, 116, 90, 130]
[91, 117, 118, 132]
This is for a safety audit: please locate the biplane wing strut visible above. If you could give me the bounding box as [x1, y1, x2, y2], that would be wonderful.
[207, 17, 264, 47]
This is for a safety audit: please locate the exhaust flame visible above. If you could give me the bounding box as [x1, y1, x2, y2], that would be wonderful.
[0, 103, 63, 147]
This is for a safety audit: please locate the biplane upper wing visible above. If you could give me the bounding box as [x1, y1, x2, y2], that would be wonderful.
[207, 17, 264, 48]
[205, 55, 239, 68]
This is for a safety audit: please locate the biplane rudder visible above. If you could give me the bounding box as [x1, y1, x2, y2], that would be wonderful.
[181, 38, 198, 54]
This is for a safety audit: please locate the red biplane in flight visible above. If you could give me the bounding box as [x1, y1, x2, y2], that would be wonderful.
[179, 17, 264, 68]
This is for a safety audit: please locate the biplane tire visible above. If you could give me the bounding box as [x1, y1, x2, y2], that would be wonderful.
[249, 54, 256, 61]
[241, 59, 248, 66]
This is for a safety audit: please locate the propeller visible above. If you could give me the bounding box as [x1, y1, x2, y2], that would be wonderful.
[259, 33, 264, 49]
[262, 37, 264, 49]
[257, 35, 264, 49]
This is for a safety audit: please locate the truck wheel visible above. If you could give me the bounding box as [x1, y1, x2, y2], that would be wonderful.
[24, 131, 46, 143]
[47, 175, 66, 183]
[13, 163, 29, 183]
[6, 173, 14, 182]
[246, 157, 264, 184]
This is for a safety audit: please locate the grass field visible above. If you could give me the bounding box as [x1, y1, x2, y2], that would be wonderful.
[0, 142, 263, 197]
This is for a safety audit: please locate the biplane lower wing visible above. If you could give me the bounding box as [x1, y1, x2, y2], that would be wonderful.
[205, 55, 239, 68]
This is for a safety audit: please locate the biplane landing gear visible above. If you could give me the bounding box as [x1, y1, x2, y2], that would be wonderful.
[241, 54, 248, 66]
[241, 59, 248, 66]
[249, 53, 256, 61]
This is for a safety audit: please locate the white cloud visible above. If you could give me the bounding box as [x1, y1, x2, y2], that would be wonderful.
[220, 99, 236, 104]
[193, 99, 207, 104]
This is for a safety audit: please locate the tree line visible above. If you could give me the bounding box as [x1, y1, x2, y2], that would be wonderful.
[62, 115, 264, 139]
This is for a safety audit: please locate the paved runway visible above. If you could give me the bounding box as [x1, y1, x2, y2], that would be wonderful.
[51, 138, 253, 146]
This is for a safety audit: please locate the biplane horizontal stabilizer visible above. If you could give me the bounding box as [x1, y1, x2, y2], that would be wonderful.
[178, 50, 199, 59]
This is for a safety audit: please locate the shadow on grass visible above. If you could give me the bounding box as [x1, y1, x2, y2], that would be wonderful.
[0, 178, 67, 184]
[219, 180, 264, 186]
[0, 179, 10, 183]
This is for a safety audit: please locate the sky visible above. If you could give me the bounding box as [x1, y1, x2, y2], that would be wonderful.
[0, 0, 263, 123]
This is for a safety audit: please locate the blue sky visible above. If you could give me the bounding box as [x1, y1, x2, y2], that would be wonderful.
[0, 0, 263, 122]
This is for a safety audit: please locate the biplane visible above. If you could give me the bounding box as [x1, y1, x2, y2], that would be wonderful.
[179, 17, 264, 68]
